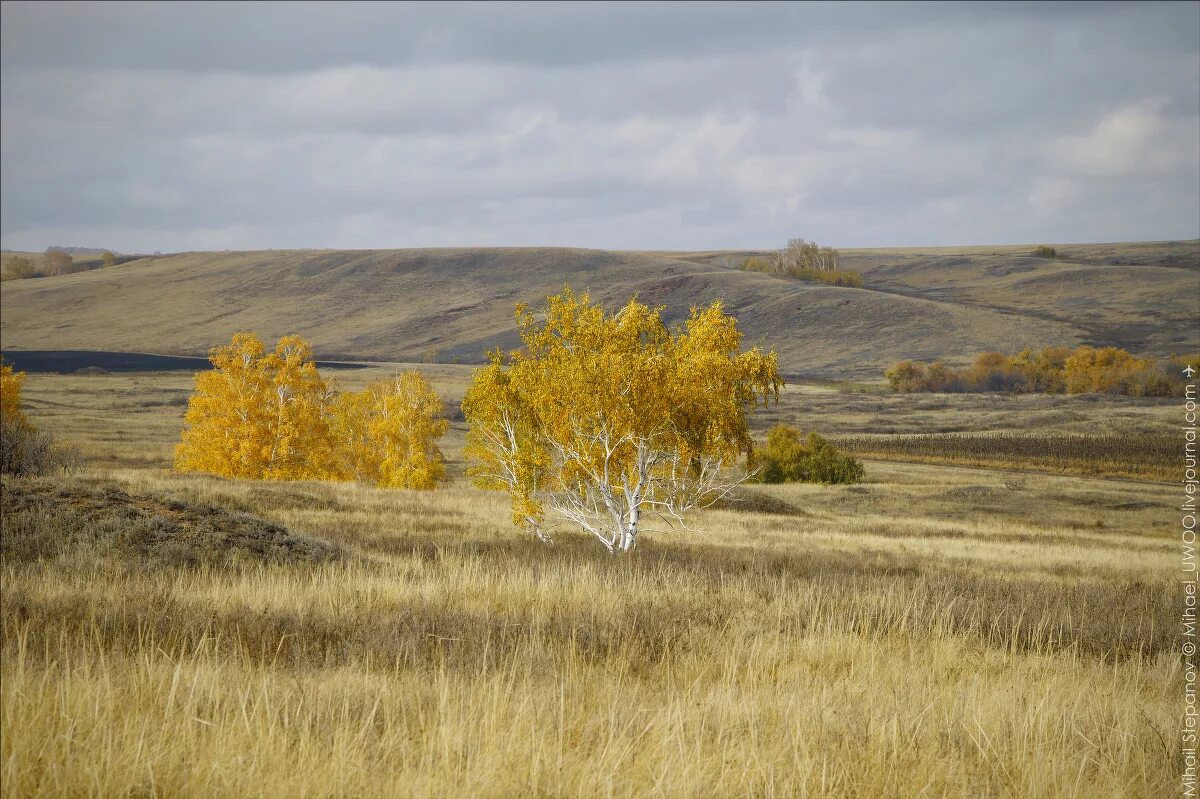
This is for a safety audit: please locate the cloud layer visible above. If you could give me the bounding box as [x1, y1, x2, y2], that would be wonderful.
[2, 1, 1197, 251]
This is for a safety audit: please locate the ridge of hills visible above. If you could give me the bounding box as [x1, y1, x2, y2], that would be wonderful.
[1, 240, 1196, 379]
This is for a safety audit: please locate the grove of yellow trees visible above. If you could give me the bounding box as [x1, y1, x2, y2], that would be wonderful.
[174, 334, 447, 489]
[886, 346, 1193, 396]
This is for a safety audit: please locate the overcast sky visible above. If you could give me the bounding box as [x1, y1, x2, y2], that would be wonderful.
[1, 1, 1198, 252]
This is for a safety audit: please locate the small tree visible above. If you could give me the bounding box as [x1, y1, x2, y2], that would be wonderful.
[101, 251, 116, 268]
[1, 359, 81, 475]
[43, 249, 73, 276]
[175, 333, 337, 480]
[331, 372, 448, 489]
[1, 362, 28, 430]
[748, 425, 863, 484]
[2, 256, 37, 280]
[463, 289, 781, 551]
[884, 360, 926, 392]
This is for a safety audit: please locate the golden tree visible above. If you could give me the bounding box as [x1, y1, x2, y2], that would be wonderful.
[175, 333, 337, 479]
[463, 289, 781, 552]
[0, 361, 28, 430]
[331, 371, 448, 489]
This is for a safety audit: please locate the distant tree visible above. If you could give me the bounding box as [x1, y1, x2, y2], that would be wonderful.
[43, 249, 73, 276]
[101, 251, 116, 268]
[884, 360, 927, 393]
[964, 351, 1028, 392]
[331, 371, 448, 489]
[462, 289, 781, 551]
[1062, 346, 1158, 396]
[2, 256, 37, 280]
[776, 238, 840, 273]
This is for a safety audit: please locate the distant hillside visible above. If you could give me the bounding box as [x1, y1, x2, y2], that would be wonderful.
[1, 242, 1196, 378]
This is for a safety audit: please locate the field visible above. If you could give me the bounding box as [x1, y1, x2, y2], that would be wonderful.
[2, 240, 1196, 378]
[0, 367, 1182, 797]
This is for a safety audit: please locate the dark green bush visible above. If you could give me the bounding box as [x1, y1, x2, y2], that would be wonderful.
[749, 424, 864, 484]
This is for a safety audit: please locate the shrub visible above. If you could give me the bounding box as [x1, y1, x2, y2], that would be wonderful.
[1033, 245, 1057, 258]
[790, 268, 864, 288]
[0, 360, 82, 476]
[2, 256, 38, 280]
[749, 424, 864, 484]
[43, 249, 74, 276]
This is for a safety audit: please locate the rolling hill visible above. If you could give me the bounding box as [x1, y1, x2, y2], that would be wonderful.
[1, 241, 1196, 379]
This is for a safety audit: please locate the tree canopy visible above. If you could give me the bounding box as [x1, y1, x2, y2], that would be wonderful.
[174, 333, 448, 488]
[462, 289, 781, 552]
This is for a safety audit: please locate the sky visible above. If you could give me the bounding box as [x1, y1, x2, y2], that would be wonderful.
[1, 1, 1198, 253]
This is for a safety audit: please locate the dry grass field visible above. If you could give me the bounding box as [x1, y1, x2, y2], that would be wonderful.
[0, 368, 1181, 797]
[3, 240, 1196, 378]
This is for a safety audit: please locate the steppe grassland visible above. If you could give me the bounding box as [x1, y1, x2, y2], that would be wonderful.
[1, 369, 1182, 797]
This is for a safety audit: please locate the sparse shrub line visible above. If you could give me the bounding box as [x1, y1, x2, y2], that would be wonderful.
[885, 346, 1195, 397]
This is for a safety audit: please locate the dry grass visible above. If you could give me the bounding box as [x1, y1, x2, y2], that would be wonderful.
[0, 371, 1182, 797]
[7, 240, 1195, 378]
[836, 431, 1176, 481]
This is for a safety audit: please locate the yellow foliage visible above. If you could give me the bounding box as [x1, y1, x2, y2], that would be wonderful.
[463, 288, 781, 546]
[1, 360, 29, 429]
[1062, 346, 1157, 395]
[331, 372, 448, 489]
[175, 333, 337, 480]
[176, 334, 447, 489]
[886, 345, 1180, 396]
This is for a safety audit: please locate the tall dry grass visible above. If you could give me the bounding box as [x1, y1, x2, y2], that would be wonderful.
[1, 463, 1179, 798]
[0, 372, 1183, 797]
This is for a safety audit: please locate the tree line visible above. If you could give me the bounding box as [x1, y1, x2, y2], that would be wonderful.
[2, 249, 122, 281]
[885, 346, 1196, 396]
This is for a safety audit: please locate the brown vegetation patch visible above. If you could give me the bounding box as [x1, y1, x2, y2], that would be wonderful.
[1, 477, 340, 568]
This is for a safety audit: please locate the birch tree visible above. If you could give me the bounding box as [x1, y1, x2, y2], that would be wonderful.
[175, 333, 337, 479]
[331, 371, 449, 489]
[775, 238, 839, 273]
[462, 289, 781, 552]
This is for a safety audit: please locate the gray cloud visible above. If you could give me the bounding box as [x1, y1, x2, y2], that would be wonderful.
[1, 1, 1197, 252]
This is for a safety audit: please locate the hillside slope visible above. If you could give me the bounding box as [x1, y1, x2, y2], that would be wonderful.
[1, 243, 1195, 378]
